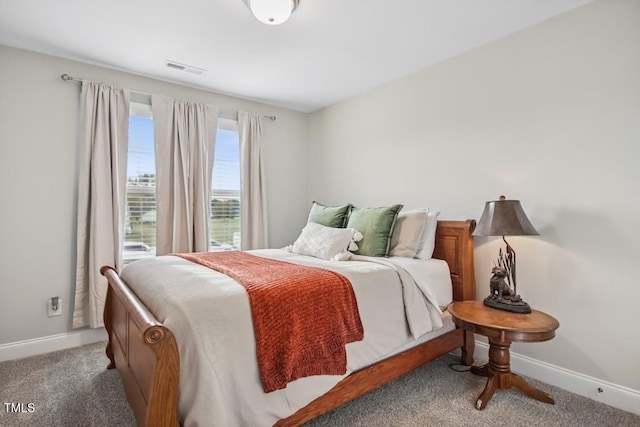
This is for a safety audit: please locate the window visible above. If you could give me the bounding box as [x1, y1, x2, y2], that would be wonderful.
[123, 106, 240, 262]
[210, 118, 241, 251]
[124, 103, 156, 263]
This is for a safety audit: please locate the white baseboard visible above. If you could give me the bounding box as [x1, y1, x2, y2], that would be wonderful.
[0, 328, 107, 362]
[473, 341, 640, 416]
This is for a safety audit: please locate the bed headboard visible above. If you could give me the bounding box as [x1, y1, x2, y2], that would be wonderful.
[433, 220, 476, 302]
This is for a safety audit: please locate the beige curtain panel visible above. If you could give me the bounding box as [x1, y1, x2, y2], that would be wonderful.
[239, 111, 269, 250]
[73, 82, 130, 329]
[152, 95, 218, 256]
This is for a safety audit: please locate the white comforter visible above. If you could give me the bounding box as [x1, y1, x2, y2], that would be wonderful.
[121, 249, 452, 427]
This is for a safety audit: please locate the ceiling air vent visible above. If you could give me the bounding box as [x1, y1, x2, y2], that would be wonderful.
[165, 60, 206, 75]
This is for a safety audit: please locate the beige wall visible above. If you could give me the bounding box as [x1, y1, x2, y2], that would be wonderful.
[308, 0, 640, 390]
[0, 45, 309, 344]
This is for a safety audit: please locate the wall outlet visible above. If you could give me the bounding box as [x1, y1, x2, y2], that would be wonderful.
[48, 297, 62, 317]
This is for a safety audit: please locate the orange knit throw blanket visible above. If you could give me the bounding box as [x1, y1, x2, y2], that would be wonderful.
[176, 251, 364, 392]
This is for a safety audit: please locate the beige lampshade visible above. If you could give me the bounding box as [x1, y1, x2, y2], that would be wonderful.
[473, 196, 539, 237]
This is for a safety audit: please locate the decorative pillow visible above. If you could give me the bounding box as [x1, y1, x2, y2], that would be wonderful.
[307, 201, 352, 228]
[416, 211, 440, 259]
[347, 204, 403, 257]
[289, 222, 363, 261]
[389, 208, 428, 258]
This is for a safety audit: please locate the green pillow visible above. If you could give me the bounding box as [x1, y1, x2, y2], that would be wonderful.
[307, 202, 353, 228]
[347, 204, 404, 256]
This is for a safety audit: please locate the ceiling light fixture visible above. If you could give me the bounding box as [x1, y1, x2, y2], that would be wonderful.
[248, 0, 298, 25]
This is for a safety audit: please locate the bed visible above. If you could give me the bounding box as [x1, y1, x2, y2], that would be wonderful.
[101, 219, 477, 426]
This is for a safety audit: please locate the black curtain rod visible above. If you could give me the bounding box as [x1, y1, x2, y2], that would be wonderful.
[60, 74, 276, 121]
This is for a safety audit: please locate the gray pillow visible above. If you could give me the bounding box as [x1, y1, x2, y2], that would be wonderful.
[307, 201, 353, 228]
[347, 204, 404, 257]
[389, 208, 428, 258]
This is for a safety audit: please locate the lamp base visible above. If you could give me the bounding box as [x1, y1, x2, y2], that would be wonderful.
[483, 295, 532, 314]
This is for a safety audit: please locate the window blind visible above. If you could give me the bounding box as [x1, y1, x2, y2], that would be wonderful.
[124, 112, 156, 262]
[210, 125, 241, 250]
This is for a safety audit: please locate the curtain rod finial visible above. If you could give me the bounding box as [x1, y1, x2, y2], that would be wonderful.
[61, 73, 82, 83]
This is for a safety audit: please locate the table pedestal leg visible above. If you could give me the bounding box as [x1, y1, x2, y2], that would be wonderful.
[509, 373, 555, 404]
[472, 338, 555, 410]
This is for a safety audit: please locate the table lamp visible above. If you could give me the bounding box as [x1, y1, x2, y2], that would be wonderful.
[473, 196, 538, 314]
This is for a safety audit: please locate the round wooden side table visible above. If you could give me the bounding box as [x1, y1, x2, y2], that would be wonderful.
[448, 300, 560, 410]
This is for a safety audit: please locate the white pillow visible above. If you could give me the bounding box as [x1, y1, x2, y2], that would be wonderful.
[416, 211, 440, 259]
[389, 208, 428, 258]
[289, 222, 363, 261]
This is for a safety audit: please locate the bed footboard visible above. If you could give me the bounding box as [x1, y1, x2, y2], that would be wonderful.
[101, 266, 180, 427]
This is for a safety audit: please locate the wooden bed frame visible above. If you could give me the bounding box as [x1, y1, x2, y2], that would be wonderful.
[101, 219, 477, 427]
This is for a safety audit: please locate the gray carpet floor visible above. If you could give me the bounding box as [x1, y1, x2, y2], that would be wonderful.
[1, 342, 638, 426]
